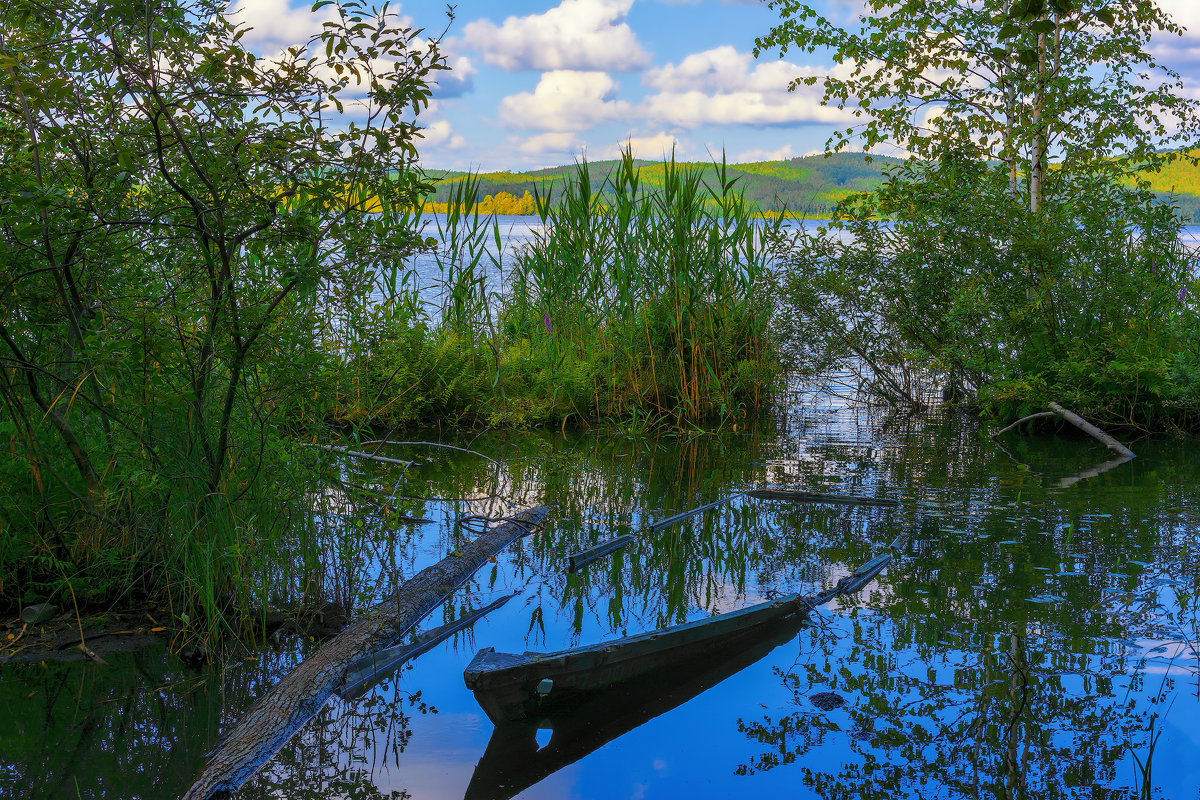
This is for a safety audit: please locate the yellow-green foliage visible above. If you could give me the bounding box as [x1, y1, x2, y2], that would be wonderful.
[1137, 149, 1200, 197]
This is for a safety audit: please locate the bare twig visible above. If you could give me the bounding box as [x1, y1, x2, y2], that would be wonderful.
[301, 442, 414, 467]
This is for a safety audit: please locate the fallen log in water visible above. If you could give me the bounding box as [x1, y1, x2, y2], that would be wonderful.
[1047, 402, 1136, 458]
[991, 402, 1136, 459]
[745, 487, 901, 507]
[182, 506, 549, 800]
[301, 442, 416, 467]
[646, 496, 740, 532]
[567, 534, 636, 572]
[340, 592, 518, 700]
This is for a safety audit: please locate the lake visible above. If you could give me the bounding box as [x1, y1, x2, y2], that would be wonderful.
[2, 384, 1198, 799]
[2, 217, 1199, 799]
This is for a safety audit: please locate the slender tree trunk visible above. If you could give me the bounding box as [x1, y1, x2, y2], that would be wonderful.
[1005, 78, 1019, 199]
[1030, 31, 1047, 215]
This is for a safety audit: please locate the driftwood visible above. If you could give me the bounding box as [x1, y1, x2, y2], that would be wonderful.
[807, 553, 893, 604]
[991, 403, 1135, 459]
[567, 535, 636, 572]
[746, 487, 900, 507]
[1047, 402, 1136, 458]
[183, 506, 549, 800]
[647, 487, 900, 534]
[647, 496, 739, 531]
[301, 442, 415, 467]
[340, 592, 518, 700]
[990, 411, 1058, 438]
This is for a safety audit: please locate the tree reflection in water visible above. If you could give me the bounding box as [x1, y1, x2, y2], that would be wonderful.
[3, 403, 1199, 798]
[736, 550, 1197, 798]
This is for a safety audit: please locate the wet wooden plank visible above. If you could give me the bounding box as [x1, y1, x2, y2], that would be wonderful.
[567, 535, 636, 572]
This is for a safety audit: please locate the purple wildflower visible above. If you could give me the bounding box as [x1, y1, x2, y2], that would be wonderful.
[544, 312, 552, 334]
[1178, 285, 1188, 303]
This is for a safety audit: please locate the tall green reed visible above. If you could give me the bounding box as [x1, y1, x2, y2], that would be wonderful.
[505, 148, 785, 423]
[334, 148, 785, 427]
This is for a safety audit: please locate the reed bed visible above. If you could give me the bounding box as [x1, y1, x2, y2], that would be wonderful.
[335, 149, 786, 427]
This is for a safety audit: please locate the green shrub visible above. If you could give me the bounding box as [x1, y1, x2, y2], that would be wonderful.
[776, 152, 1200, 430]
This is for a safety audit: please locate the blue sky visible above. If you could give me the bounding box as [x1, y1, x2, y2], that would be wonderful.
[229, 0, 1200, 171]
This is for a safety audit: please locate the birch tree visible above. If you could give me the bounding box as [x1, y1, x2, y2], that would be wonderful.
[755, 0, 1200, 212]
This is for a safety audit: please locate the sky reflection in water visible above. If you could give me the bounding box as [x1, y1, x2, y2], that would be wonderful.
[3, 381, 1199, 800]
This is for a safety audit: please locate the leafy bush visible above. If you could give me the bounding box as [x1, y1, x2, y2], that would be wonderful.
[0, 0, 446, 629]
[776, 153, 1200, 430]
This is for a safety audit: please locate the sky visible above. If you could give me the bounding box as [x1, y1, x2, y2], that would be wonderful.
[227, 0, 1200, 171]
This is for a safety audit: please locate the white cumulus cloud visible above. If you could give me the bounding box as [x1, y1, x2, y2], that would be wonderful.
[227, 0, 341, 53]
[735, 143, 795, 162]
[420, 120, 466, 150]
[642, 46, 858, 127]
[516, 131, 586, 157]
[461, 0, 650, 72]
[1150, 0, 1200, 69]
[499, 70, 633, 132]
[593, 132, 688, 160]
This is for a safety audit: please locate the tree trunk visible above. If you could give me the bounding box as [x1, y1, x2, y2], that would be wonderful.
[1030, 30, 1047, 215]
[182, 506, 550, 800]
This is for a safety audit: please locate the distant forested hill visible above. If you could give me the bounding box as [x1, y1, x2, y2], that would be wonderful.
[425, 152, 900, 217]
[1140, 151, 1200, 222]
[424, 151, 1200, 220]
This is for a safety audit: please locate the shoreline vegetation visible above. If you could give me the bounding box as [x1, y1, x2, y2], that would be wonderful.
[328, 150, 785, 431]
[2, 0, 1199, 653]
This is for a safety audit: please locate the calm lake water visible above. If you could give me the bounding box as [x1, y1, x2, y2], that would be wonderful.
[3, 384, 1199, 799]
[403, 216, 1200, 313]
[4, 218, 1200, 799]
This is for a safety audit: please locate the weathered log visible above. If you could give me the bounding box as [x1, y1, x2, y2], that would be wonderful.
[991, 403, 1135, 459]
[301, 442, 415, 467]
[1047, 402, 1136, 458]
[340, 592, 518, 700]
[745, 488, 900, 507]
[182, 506, 549, 800]
[567, 534, 636, 572]
[647, 496, 740, 531]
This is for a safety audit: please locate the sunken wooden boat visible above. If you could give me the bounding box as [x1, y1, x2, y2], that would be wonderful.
[464, 611, 808, 800]
[464, 552, 891, 725]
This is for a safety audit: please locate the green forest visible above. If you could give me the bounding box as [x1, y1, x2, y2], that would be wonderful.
[426, 149, 1200, 220]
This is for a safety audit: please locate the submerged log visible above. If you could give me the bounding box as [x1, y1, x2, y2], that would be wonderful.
[567, 535, 636, 572]
[745, 488, 900, 507]
[340, 592, 518, 700]
[183, 506, 549, 800]
[647, 496, 740, 531]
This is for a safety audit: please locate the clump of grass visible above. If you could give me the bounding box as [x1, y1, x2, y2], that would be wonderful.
[336, 147, 786, 427]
